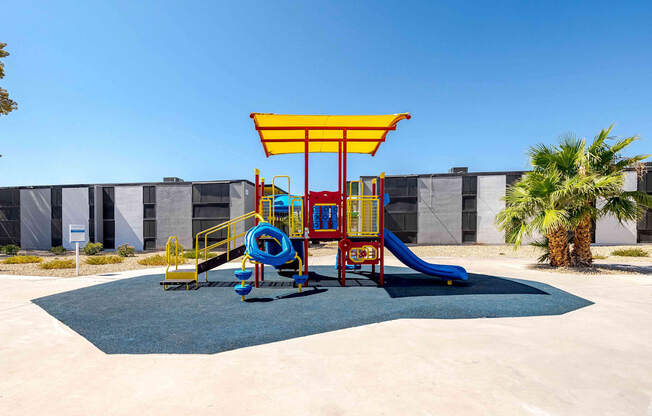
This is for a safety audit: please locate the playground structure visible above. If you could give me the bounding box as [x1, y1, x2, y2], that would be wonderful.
[161, 113, 468, 294]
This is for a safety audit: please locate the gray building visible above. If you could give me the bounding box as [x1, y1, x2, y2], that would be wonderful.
[0, 178, 254, 251]
[2, 167, 651, 250]
[363, 165, 652, 245]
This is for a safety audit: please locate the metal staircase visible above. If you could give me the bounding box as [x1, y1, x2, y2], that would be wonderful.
[160, 211, 263, 290]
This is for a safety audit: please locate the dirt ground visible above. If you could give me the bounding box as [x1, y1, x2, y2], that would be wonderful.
[0, 250, 170, 277]
[1, 243, 650, 277]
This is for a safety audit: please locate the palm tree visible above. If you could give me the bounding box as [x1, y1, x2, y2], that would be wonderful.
[528, 126, 651, 266]
[576, 125, 652, 265]
[498, 169, 598, 266]
[497, 157, 625, 267]
[528, 135, 591, 265]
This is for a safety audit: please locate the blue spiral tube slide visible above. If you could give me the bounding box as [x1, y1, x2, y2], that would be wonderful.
[245, 222, 296, 267]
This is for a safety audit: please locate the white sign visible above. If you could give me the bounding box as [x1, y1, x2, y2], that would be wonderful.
[69, 224, 86, 243]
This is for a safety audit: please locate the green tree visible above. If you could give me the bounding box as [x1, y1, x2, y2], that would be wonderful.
[0, 42, 17, 115]
[528, 126, 651, 266]
[496, 163, 623, 267]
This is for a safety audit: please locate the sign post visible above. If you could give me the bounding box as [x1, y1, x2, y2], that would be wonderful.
[69, 225, 86, 277]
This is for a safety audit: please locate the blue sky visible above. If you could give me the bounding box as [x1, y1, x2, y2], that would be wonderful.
[2, 1, 651, 190]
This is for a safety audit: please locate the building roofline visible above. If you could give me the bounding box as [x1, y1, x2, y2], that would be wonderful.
[0, 179, 255, 191]
[360, 165, 644, 180]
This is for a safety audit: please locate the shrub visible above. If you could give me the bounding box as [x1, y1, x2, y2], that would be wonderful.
[611, 248, 648, 257]
[85, 255, 124, 265]
[168, 243, 185, 255]
[83, 242, 103, 256]
[138, 254, 186, 266]
[50, 246, 67, 255]
[182, 249, 217, 259]
[39, 259, 76, 269]
[2, 255, 43, 264]
[2, 244, 20, 256]
[116, 244, 135, 257]
[592, 254, 608, 260]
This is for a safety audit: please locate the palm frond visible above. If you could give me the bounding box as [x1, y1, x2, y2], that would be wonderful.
[621, 191, 652, 209]
[530, 238, 550, 263]
[609, 135, 640, 154]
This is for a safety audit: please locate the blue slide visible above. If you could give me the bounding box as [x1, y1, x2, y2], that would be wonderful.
[384, 229, 468, 281]
[245, 222, 296, 266]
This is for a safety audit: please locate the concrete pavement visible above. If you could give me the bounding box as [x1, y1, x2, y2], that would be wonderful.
[1, 256, 651, 415]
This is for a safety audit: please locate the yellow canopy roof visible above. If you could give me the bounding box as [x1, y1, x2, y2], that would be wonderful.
[250, 113, 411, 156]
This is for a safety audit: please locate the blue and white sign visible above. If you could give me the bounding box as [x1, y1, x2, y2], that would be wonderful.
[69, 224, 86, 243]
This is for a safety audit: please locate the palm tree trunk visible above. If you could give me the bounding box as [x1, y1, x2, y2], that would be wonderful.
[571, 215, 593, 267]
[547, 226, 570, 267]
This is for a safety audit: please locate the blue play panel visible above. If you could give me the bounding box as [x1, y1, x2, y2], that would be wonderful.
[32, 266, 593, 355]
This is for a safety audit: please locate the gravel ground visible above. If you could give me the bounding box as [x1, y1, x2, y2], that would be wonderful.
[311, 242, 652, 262]
[0, 251, 170, 277]
[1, 243, 650, 277]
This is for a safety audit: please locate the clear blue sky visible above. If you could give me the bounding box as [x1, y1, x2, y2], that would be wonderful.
[2, 1, 651, 190]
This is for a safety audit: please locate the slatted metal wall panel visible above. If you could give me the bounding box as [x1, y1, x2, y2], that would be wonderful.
[192, 183, 230, 248]
[102, 187, 115, 249]
[51, 187, 62, 247]
[384, 177, 418, 243]
[461, 176, 477, 243]
[638, 170, 652, 242]
[88, 187, 95, 243]
[0, 189, 20, 246]
[143, 186, 156, 250]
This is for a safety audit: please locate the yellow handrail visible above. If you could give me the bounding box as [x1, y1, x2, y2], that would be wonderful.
[288, 195, 304, 237]
[260, 195, 274, 224]
[347, 195, 380, 237]
[260, 175, 291, 229]
[194, 211, 264, 281]
[165, 235, 182, 273]
[348, 180, 363, 196]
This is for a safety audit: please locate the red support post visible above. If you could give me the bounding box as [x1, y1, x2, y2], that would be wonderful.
[338, 140, 344, 285]
[303, 128, 309, 279]
[379, 172, 385, 286]
[259, 177, 265, 284]
[372, 178, 377, 278]
[338, 141, 342, 235]
[341, 129, 347, 287]
[341, 242, 346, 286]
[254, 169, 260, 288]
[342, 130, 347, 238]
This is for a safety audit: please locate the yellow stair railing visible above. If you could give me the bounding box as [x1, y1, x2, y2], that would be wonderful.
[163, 235, 198, 290]
[193, 211, 264, 281]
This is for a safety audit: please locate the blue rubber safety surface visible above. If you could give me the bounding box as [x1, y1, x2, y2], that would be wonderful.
[32, 266, 593, 355]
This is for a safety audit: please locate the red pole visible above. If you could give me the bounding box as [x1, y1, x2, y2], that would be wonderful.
[303, 128, 309, 279]
[379, 172, 385, 286]
[254, 169, 260, 288]
[341, 129, 347, 287]
[338, 140, 344, 285]
[342, 129, 347, 239]
[372, 178, 377, 278]
[259, 177, 265, 284]
[338, 141, 342, 236]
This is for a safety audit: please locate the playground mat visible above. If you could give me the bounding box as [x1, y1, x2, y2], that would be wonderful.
[33, 266, 593, 354]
